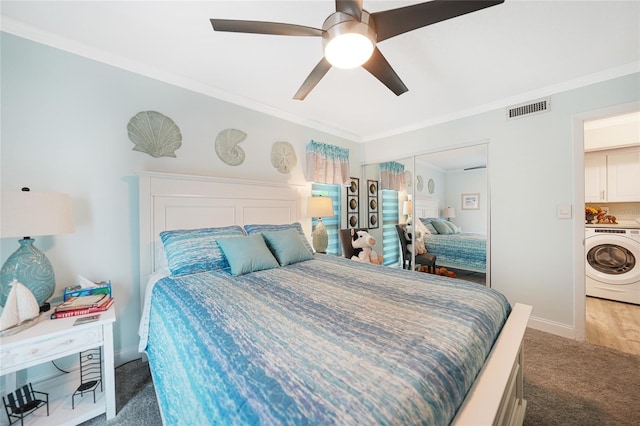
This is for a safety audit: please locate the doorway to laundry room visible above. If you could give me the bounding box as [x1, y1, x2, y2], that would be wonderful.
[583, 109, 640, 356]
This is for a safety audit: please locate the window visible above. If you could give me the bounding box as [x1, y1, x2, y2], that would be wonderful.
[382, 189, 399, 266]
[311, 183, 341, 255]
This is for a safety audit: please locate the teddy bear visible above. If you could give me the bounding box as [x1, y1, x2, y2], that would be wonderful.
[350, 229, 383, 265]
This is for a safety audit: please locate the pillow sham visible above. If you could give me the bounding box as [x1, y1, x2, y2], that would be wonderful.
[243, 223, 314, 253]
[431, 220, 453, 235]
[418, 218, 439, 235]
[216, 234, 280, 276]
[160, 225, 245, 276]
[443, 220, 460, 234]
[262, 228, 314, 266]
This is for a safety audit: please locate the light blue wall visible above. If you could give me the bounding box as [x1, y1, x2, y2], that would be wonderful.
[0, 33, 360, 365]
[363, 73, 640, 332]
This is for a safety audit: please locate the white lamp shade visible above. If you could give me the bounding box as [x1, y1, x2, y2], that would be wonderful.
[308, 196, 334, 218]
[1, 191, 75, 238]
[443, 207, 456, 219]
[402, 200, 413, 216]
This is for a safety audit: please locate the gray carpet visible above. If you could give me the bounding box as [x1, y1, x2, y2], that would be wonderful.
[82, 328, 640, 425]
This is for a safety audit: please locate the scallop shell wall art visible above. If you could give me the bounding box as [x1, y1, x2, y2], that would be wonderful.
[270, 141, 297, 174]
[215, 128, 246, 166]
[127, 111, 182, 158]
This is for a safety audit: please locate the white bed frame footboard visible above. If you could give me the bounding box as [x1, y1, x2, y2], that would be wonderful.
[138, 172, 532, 426]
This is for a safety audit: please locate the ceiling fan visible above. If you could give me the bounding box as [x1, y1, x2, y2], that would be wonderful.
[211, 0, 504, 100]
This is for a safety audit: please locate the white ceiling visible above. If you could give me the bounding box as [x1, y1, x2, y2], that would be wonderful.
[1, 1, 639, 143]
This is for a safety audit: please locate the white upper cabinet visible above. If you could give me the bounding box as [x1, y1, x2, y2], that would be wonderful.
[585, 148, 640, 202]
[585, 154, 607, 202]
[607, 150, 640, 201]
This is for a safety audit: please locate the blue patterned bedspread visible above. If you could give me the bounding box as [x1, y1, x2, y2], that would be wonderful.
[142, 255, 509, 425]
[424, 233, 487, 273]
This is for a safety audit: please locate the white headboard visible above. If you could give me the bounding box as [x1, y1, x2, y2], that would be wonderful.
[138, 171, 306, 306]
[414, 197, 439, 219]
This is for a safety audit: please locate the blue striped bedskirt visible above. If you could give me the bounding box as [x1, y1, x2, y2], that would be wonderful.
[143, 255, 509, 425]
[423, 233, 487, 273]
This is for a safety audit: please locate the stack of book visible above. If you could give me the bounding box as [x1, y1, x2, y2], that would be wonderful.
[51, 293, 114, 319]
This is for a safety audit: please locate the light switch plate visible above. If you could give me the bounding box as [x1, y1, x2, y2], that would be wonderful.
[557, 204, 572, 219]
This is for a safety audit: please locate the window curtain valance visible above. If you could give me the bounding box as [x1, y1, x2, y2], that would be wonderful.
[380, 161, 406, 191]
[305, 140, 350, 185]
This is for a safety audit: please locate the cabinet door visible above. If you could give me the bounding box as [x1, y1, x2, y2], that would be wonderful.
[607, 150, 640, 201]
[585, 154, 607, 202]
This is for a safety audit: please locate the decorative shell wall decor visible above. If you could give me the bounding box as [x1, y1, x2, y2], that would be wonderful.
[127, 111, 182, 158]
[270, 141, 297, 174]
[215, 128, 246, 166]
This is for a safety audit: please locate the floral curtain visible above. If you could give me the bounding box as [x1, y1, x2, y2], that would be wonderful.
[305, 140, 350, 185]
[380, 161, 406, 191]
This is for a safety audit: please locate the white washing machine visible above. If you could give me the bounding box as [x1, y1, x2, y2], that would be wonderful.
[585, 227, 640, 305]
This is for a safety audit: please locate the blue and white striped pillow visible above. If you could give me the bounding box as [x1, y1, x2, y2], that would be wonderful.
[243, 222, 314, 254]
[160, 226, 245, 276]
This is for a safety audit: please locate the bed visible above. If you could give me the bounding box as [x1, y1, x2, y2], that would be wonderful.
[414, 198, 487, 273]
[137, 171, 531, 425]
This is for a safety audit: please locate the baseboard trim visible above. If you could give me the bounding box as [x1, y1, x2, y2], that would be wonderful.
[527, 315, 576, 339]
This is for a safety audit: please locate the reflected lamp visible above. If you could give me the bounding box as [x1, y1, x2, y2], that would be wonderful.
[308, 196, 334, 253]
[1, 189, 75, 308]
[443, 207, 456, 221]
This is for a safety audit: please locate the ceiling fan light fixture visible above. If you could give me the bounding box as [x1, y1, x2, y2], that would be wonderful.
[322, 12, 376, 69]
[325, 33, 374, 69]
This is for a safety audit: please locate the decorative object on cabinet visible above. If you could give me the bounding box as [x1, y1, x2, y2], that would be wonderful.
[0, 280, 40, 334]
[367, 179, 379, 229]
[215, 128, 247, 166]
[427, 178, 435, 194]
[461, 193, 480, 210]
[585, 206, 598, 224]
[3, 382, 49, 425]
[346, 177, 359, 229]
[0, 189, 75, 310]
[308, 196, 334, 253]
[72, 348, 103, 409]
[270, 141, 297, 174]
[443, 207, 456, 221]
[416, 175, 424, 192]
[127, 111, 182, 158]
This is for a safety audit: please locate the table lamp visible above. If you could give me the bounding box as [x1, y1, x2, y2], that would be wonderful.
[1, 189, 75, 308]
[443, 207, 456, 221]
[308, 196, 334, 253]
[402, 199, 413, 225]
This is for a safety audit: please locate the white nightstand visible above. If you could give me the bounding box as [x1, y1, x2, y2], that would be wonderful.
[0, 306, 116, 425]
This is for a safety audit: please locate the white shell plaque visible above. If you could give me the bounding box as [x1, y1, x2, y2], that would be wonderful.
[270, 141, 297, 174]
[215, 128, 246, 166]
[127, 111, 182, 158]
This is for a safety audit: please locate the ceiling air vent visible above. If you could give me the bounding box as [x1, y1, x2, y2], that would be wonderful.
[507, 98, 550, 120]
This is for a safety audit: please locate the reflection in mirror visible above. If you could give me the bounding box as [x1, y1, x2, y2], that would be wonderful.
[362, 159, 413, 269]
[414, 144, 489, 286]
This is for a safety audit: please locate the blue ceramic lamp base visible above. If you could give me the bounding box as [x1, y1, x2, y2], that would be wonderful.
[0, 238, 56, 307]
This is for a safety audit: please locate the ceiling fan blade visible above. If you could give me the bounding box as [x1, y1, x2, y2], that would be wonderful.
[335, 0, 363, 21]
[362, 48, 408, 96]
[210, 19, 323, 37]
[293, 58, 332, 100]
[372, 0, 504, 42]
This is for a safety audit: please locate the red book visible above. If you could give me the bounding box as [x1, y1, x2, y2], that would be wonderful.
[50, 298, 114, 319]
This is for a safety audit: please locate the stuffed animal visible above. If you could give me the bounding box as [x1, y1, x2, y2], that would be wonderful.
[404, 225, 426, 255]
[350, 229, 383, 265]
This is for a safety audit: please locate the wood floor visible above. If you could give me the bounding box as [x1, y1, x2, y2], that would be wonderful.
[586, 296, 640, 356]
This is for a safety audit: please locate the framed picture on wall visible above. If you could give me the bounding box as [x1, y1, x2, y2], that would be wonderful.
[347, 177, 359, 228]
[462, 193, 480, 210]
[367, 179, 379, 229]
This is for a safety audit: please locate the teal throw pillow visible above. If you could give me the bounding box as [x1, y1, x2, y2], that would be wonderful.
[216, 234, 280, 276]
[431, 220, 453, 235]
[262, 228, 314, 266]
[244, 223, 314, 253]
